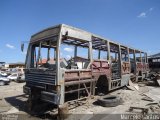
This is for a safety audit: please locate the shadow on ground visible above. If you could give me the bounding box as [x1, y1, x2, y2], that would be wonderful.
[4, 94, 58, 119]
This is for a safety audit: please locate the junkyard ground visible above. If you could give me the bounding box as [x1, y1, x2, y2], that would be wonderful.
[0, 82, 160, 120]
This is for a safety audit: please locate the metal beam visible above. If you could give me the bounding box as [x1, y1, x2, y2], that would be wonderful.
[118, 44, 122, 78]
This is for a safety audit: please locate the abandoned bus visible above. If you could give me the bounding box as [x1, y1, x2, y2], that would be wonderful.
[23, 24, 149, 109]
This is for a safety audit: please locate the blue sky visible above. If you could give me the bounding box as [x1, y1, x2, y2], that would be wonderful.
[0, 0, 160, 63]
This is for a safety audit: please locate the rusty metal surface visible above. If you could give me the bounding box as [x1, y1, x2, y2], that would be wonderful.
[122, 62, 130, 74]
[64, 70, 92, 82]
[91, 60, 110, 77]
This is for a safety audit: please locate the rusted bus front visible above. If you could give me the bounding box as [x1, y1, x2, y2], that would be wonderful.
[24, 68, 59, 105]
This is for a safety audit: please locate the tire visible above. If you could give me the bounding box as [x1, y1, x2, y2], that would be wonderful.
[98, 95, 122, 107]
[0, 81, 5, 86]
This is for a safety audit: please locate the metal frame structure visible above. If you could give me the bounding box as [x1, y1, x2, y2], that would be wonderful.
[23, 24, 149, 108]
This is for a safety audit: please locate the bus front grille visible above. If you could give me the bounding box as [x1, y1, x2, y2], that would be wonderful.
[25, 72, 56, 85]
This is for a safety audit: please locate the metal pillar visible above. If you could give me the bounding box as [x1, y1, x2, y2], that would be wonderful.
[118, 44, 122, 78]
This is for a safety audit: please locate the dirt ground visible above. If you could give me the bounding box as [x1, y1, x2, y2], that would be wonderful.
[0, 82, 39, 120]
[0, 82, 160, 120]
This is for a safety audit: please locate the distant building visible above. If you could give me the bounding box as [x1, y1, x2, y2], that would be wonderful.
[0, 62, 5, 68]
[2, 62, 25, 74]
[5, 62, 25, 68]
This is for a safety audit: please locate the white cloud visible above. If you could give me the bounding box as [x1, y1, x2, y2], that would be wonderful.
[137, 12, 146, 18]
[6, 44, 15, 49]
[149, 7, 153, 12]
[137, 7, 154, 18]
[64, 47, 73, 52]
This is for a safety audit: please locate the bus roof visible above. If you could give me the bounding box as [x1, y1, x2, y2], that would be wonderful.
[30, 24, 146, 53]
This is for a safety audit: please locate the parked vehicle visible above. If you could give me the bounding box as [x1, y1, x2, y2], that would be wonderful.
[0, 71, 8, 77]
[16, 74, 25, 82]
[22, 24, 149, 112]
[0, 75, 10, 85]
[7, 73, 19, 81]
